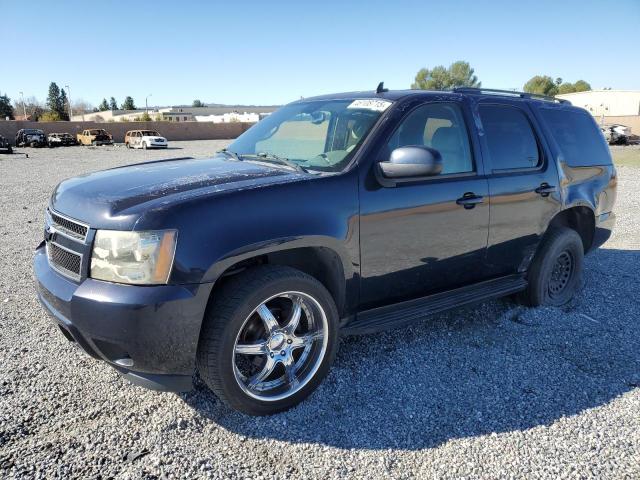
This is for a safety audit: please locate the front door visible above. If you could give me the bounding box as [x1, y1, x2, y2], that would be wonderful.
[475, 100, 561, 276]
[359, 100, 490, 310]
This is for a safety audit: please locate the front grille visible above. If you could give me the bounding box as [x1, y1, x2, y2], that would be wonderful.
[49, 210, 88, 241]
[47, 242, 82, 281]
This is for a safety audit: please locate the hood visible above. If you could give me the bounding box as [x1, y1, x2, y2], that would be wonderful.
[51, 156, 304, 229]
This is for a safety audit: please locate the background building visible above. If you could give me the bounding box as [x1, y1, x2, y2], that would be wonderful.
[557, 90, 640, 134]
[71, 105, 277, 123]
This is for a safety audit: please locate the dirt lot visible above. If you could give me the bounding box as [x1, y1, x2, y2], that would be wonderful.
[0, 141, 638, 479]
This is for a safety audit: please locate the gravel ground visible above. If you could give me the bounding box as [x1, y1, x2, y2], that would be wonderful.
[0, 141, 638, 479]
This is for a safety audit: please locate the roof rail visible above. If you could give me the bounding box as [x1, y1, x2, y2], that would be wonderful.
[452, 87, 571, 104]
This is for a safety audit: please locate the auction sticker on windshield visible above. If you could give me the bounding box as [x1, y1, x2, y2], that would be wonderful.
[347, 99, 392, 112]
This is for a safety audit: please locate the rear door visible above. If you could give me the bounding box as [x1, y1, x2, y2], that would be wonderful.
[359, 99, 490, 309]
[476, 99, 561, 276]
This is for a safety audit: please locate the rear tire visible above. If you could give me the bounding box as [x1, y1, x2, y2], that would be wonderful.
[518, 227, 584, 307]
[197, 265, 339, 415]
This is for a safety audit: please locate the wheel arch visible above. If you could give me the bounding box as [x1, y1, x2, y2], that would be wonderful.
[546, 206, 596, 253]
[204, 239, 355, 318]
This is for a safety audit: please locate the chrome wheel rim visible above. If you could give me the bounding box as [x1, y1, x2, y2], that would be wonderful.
[232, 291, 328, 402]
[549, 250, 574, 298]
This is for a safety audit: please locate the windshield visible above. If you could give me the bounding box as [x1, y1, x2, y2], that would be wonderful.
[142, 131, 160, 136]
[226, 99, 389, 172]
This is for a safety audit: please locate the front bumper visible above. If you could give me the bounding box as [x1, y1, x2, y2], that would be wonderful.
[34, 245, 213, 391]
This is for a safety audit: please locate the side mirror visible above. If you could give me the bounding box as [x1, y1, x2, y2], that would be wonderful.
[378, 146, 443, 181]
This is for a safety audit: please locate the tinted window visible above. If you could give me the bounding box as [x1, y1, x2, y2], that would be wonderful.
[479, 105, 539, 170]
[386, 103, 473, 174]
[539, 108, 611, 166]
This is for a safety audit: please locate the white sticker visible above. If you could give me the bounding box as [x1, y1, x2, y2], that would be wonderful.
[347, 99, 392, 112]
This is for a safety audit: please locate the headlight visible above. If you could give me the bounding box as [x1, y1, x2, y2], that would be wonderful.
[90, 230, 177, 285]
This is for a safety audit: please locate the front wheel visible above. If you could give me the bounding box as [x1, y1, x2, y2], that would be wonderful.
[142, 142, 147, 150]
[197, 266, 339, 415]
[518, 227, 584, 307]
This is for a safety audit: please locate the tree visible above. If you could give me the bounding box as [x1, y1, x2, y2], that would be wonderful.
[40, 111, 62, 122]
[46, 82, 67, 119]
[192, 99, 204, 107]
[412, 61, 481, 90]
[135, 112, 152, 121]
[59, 89, 69, 120]
[0, 94, 14, 119]
[71, 99, 94, 115]
[121, 96, 136, 110]
[15, 96, 44, 121]
[523, 75, 558, 96]
[573, 80, 591, 92]
[524, 76, 591, 96]
[109, 97, 118, 110]
[98, 98, 109, 111]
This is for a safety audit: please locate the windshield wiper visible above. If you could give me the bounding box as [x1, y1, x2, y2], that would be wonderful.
[249, 152, 307, 173]
[217, 148, 242, 161]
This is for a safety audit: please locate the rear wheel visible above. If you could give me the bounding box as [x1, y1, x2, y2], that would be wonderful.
[197, 266, 339, 415]
[518, 227, 584, 306]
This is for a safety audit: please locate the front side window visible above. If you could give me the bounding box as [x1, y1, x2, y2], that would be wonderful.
[386, 102, 473, 174]
[479, 105, 540, 171]
[228, 99, 388, 172]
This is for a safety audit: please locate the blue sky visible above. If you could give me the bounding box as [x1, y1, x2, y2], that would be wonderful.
[2, 0, 638, 107]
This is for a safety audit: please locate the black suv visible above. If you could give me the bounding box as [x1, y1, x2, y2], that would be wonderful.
[16, 128, 48, 148]
[34, 87, 616, 415]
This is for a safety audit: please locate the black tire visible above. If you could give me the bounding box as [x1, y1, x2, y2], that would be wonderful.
[125, 142, 130, 149]
[197, 265, 339, 415]
[519, 227, 584, 307]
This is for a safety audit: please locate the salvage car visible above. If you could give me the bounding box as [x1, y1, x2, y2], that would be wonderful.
[15, 128, 48, 147]
[124, 130, 168, 149]
[77, 128, 113, 146]
[0, 134, 12, 154]
[600, 123, 631, 145]
[34, 86, 616, 415]
[48, 132, 78, 147]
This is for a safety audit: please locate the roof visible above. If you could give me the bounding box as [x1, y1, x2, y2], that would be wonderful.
[299, 87, 572, 106]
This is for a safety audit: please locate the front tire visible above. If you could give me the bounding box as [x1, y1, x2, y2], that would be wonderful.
[142, 142, 147, 150]
[197, 266, 339, 415]
[519, 227, 584, 307]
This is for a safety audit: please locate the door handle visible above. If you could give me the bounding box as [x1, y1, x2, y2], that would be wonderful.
[456, 193, 484, 209]
[535, 183, 557, 197]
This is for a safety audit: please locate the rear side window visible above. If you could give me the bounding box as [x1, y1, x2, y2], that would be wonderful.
[538, 108, 612, 166]
[479, 105, 540, 171]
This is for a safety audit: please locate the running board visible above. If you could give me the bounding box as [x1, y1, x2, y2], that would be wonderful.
[343, 274, 527, 335]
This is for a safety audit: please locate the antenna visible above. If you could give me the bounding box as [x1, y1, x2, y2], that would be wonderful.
[376, 82, 388, 94]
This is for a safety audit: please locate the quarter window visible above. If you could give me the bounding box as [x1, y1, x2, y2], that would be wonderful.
[386, 103, 473, 174]
[479, 105, 540, 171]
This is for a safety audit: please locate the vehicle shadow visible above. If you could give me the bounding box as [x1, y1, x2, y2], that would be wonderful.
[181, 248, 640, 450]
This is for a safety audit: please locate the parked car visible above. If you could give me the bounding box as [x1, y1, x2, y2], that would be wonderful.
[600, 123, 631, 145]
[34, 87, 616, 415]
[15, 128, 48, 148]
[0, 134, 12, 154]
[124, 130, 168, 149]
[77, 129, 113, 146]
[48, 132, 78, 147]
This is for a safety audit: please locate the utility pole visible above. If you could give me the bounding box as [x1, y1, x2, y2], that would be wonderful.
[19, 91, 27, 119]
[145, 94, 152, 115]
[65, 85, 73, 119]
